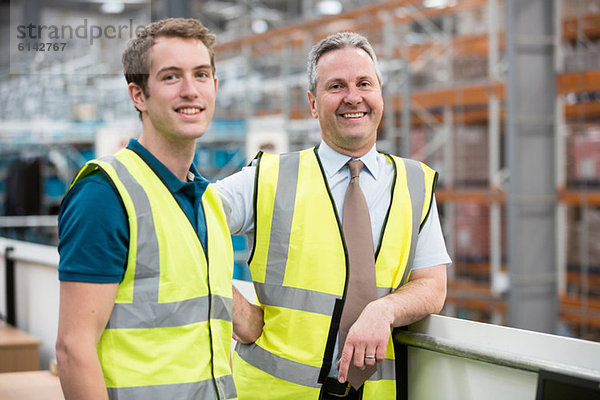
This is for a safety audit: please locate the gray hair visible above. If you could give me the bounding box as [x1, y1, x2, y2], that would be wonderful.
[307, 32, 382, 94]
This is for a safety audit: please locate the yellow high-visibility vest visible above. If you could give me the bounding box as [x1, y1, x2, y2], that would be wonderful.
[232, 148, 437, 399]
[70, 148, 236, 399]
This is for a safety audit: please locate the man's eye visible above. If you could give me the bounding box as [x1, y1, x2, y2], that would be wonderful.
[197, 72, 209, 78]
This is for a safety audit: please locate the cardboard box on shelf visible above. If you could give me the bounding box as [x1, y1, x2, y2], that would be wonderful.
[567, 205, 600, 270]
[453, 202, 507, 264]
[567, 124, 600, 186]
[454, 125, 489, 188]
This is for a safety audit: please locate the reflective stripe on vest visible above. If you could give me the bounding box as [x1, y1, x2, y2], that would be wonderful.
[235, 148, 437, 398]
[236, 343, 396, 387]
[107, 294, 232, 329]
[71, 149, 235, 399]
[398, 158, 426, 287]
[107, 375, 236, 400]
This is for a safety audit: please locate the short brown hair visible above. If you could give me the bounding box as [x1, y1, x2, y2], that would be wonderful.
[122, 18, 216, 97]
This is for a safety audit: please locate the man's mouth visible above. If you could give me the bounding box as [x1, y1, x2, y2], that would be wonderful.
[176, 107, 202, 115]
[341, 112, 366, 119]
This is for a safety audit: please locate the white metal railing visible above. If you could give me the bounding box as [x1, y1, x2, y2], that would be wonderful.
[399, 313, 600, 399]
[0, 216, 58, 228]
[395, 328, 600, 382]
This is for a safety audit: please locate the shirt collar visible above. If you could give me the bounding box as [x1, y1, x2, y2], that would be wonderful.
[317, 140, 379, 180]
[126, 138, 207, 192]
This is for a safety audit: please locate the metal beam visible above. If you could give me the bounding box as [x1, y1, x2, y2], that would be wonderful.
[505, 0, 558, 333]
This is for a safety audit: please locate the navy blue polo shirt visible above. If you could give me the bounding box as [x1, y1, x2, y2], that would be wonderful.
[58, 139, 209, 283]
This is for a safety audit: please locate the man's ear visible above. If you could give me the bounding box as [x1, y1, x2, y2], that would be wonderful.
[307, 90, 318, 119]
[128, 82, 147, 113]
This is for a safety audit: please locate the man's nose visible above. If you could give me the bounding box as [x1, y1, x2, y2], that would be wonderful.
[344, 86, 362, 105]
[180, 77, 199, 98]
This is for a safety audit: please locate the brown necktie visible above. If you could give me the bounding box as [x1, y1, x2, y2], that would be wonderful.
[338, 159, 377, 389]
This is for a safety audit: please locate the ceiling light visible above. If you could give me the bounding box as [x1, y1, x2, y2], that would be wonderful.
[423, 0, 456, 9]
[251, 19, 268, 34]
[100, 1, 125, 14]
[317, 0, 343, 16]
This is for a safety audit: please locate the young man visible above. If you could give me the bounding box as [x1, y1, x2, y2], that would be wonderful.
[215, 32, 450, 399]
[56, 18, 261, 400]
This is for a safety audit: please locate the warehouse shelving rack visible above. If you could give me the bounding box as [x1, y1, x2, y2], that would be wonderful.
[212, 0, 600, 340]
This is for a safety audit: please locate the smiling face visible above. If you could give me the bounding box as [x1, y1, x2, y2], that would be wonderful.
[307, 46, 384, 157]
[129, 36, 217, 146]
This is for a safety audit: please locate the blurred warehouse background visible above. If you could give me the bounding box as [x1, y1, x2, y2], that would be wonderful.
[0, 0, 599, 345]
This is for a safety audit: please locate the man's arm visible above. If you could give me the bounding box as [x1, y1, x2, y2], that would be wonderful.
[56, 281, 119, 399]
[337, 264, 447, 383]
[214, 166, 257, 236]
[232, 286, 264, 344]
[216, 169, 264, 343]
